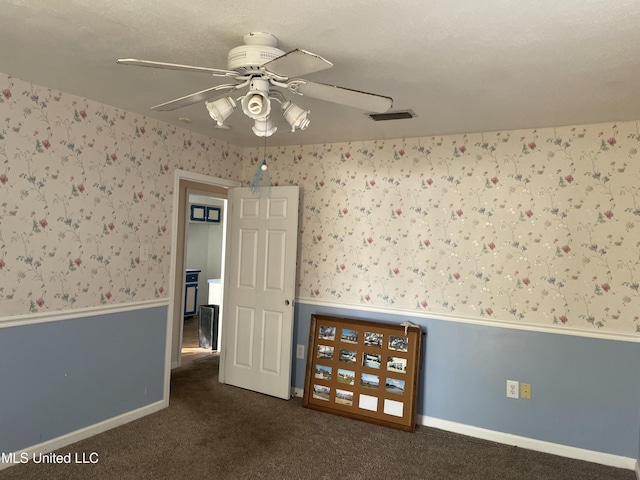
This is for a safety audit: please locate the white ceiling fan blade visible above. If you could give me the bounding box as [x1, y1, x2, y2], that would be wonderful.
[151, 84, 238, 111]
[263, 49, 333, 78]
[294, 80, 393, 113]
[117, 59, 237, 77]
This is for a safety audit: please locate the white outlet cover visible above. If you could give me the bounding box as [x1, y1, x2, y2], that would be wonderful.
[507, 380, 519, 399]
[296, 344, 305, 359]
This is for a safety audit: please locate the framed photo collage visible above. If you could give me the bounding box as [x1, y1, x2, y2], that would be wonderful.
[302, 314, 422, 432]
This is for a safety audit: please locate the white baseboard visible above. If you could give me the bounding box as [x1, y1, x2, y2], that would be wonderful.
[0, 400, 167, 472]
[2, 398, 633, 473]
[294, 388, 635, 470]
[418, 415, 636, 471]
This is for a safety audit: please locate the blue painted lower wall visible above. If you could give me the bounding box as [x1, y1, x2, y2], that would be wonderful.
[0, 306, 167, 453]
[1, 302, 637, 465]
[293, 302, 640, 459]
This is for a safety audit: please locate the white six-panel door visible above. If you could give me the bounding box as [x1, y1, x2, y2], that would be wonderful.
[222, 186, 299, 399]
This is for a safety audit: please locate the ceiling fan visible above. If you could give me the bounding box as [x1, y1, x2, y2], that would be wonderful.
[117, 32, 393, 137]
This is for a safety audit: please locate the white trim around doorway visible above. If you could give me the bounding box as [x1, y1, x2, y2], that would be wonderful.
[165, 170, 240, 403]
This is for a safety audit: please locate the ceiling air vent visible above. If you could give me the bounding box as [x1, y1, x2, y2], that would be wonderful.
[367, 109, 417, 121]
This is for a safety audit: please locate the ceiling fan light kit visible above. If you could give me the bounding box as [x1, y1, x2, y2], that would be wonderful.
[240, 78, 272, 119]
[117, 32, 393, 138]
[205, 96, 236, 126]
[252, 117, 278, 137]
[282, 101, 310, 132]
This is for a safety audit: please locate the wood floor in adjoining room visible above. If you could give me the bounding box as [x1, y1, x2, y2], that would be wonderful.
[181, 315, 218, 365]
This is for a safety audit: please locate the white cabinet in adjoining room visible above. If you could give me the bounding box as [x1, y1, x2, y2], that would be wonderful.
[208, 278, 222, 305]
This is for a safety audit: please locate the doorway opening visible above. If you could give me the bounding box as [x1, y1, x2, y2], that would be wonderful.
[181, 191, 227, 365]
[166, 172, 240, 386]
[165, 172, 299, 402]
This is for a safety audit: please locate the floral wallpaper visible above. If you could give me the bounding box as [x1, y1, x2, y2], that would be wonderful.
[0, 73, 242, 317]
[3, 71, 639, 337]
[246, 121, 640, 335]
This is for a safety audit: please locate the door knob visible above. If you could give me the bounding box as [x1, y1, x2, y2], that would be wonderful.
[285, 300, 290, 306]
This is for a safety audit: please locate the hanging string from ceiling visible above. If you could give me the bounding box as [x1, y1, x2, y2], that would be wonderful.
[250, 122, 271, 196]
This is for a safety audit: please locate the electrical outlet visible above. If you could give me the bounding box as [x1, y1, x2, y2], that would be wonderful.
[521, 383, 531, 400]
[296, 344, 305, 359]
[506, 380, 519, 399]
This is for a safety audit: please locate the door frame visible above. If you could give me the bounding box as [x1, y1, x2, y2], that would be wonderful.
[164, 170, 240, 401]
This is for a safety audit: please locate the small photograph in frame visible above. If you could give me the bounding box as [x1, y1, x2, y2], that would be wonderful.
[314, 365, 332, 380]
[360, 373, 379, 390]
[385, 378, 405, 395]
[190, 204, 206, 221]
[335, 389, 354, 406]
[362, 352, 381, 369]
[387, 356, 407, 374]
[389, 335, 409, 352]
[340, 328, 359, 344]
[359, 394, 378, 412]
[317, 345, 334, 360]
[206, 206, 221, 223]
[319, 325, 336, 341]
[384, 399, 404, 417]
[364, 331, 383, 348]
[313, 384, 331, 401]
[337, 368, 355, 385]
[339, 348, 357, 364]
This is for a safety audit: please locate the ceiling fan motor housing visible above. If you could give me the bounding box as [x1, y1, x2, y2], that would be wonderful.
[228, 32, 285, 73]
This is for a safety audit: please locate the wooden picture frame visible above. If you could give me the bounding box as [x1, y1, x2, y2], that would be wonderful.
[302, 314, 422, 432]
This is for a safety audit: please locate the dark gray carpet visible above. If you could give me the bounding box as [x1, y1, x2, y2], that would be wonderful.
[1, 355, 635, 480]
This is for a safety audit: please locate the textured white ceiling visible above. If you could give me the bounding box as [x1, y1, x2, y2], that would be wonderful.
[0, 0, 638, 147]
